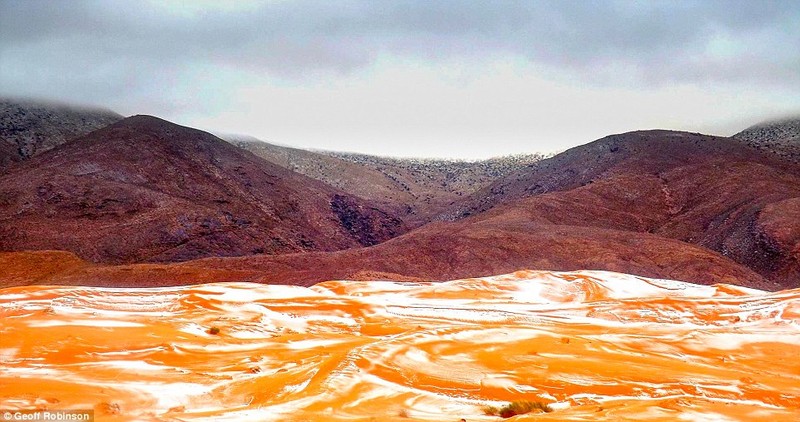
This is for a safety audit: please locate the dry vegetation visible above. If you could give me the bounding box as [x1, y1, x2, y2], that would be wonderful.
[484, 400, 554, 418]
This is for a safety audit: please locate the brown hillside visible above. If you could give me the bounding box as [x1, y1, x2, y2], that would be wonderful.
[0, 217, 769, 290]
[193, 220, 772, 289]
[0, 116, 405, 263]
[228, 137, 418, 216]
[1, 119, 797, 291]
[438, 130, 800, 288]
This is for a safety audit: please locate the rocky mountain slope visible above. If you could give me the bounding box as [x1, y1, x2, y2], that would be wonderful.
[435, 130, 800, 289]
[0, 116, 405, 263]
[0, 135, 22, 171]
[1, 106, 799, 291]
[229, 135, 544, 224]
[326, 150, 547, 212]
[0, 98, 122, 164]
[733, 116, 800, 163]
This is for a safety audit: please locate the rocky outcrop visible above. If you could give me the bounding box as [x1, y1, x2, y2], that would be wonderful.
[0, 98, 122, 162]
[734, 116, 800, 163]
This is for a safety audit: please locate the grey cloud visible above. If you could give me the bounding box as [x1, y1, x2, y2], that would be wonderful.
[1, 0, 798, 107]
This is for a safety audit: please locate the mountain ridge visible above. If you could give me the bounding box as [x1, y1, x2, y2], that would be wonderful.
[1, 108, 798, 290]
[0, 115, 406, 263]
[430, 129, 800, 288]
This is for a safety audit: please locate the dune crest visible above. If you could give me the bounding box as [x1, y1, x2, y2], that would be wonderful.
[1, 270, 798, 421]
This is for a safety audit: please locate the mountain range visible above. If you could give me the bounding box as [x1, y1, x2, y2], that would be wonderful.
[0, 98, 798, 290]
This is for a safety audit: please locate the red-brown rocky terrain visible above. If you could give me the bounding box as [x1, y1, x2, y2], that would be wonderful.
[0, 115, 405, 263]
[0, 222, 768, 289]
[438, 130, 800, 289]
[1, 111, 799, 291]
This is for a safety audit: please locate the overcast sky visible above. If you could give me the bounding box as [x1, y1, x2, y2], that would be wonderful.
[1, 0, 799, 158]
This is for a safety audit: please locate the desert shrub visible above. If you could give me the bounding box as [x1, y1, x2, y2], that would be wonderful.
[484, 405, 500, 416]
[208, 326, 220, 335]
[484, 400, 553, 418]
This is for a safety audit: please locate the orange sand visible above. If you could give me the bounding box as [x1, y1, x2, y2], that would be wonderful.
[1, 270, 798, 421]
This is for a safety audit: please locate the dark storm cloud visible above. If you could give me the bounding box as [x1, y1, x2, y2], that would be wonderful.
[1, 0, 798, 107]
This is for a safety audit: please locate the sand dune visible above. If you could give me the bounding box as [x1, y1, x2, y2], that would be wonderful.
[1, 270, 798, 421]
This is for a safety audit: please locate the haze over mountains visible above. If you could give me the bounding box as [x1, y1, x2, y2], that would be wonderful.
[0, 98, 799, 290]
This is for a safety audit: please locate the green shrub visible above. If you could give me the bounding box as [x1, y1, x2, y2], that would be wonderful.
[484, 400, 553, 418]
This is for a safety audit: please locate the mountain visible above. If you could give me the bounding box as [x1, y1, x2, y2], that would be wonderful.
[733, 116, 800, 163]
[0, 98, 122, 162]
[434, 130, 800, 289]
[1, 112, 798, 291]
[228, 135, 544, 224]
[0, 115, 406, 263]
[1, 128, 792, 291]
[2, 270, 798, 420]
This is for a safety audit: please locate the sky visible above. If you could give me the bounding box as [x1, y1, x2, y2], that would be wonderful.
[1, 0, 799, 159]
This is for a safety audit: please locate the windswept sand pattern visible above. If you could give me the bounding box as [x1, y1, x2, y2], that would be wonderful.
[1, 270, 799, 421]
